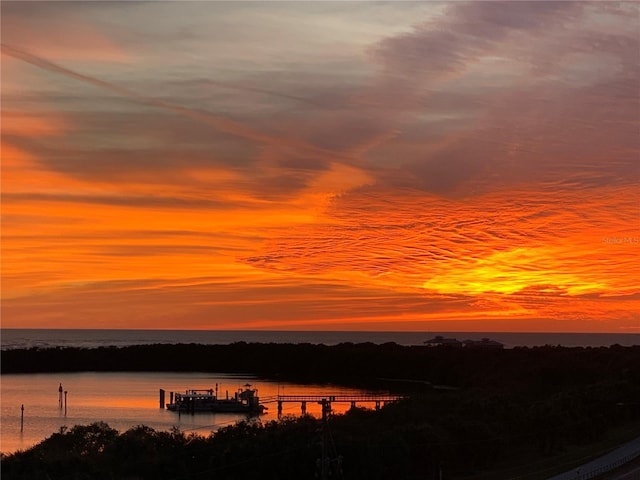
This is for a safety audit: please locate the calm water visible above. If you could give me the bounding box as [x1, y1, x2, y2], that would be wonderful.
[0, 371, 374, 454]
[2, 329, 639, 350]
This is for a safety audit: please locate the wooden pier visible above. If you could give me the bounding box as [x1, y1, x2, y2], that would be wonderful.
[262, 394, 404, 416]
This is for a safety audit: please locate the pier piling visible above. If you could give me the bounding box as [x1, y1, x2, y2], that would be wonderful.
[320, 399, 331, 421]
[159, 389, 165, 409]
[273, 393, 403, 417]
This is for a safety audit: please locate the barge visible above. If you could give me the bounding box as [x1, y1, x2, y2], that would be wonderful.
[166, 384, 265, 414]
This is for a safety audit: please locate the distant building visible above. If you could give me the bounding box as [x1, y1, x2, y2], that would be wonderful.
[462, 338, 504, 349]
[423, 336, 463, 348]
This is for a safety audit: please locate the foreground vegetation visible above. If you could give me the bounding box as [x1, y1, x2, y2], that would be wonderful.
[2, 344, 639, 479]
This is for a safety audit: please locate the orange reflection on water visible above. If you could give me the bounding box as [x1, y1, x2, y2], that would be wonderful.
[0, 372, 383, 454]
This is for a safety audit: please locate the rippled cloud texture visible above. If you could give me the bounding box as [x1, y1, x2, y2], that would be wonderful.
[2, 1, 638, 331]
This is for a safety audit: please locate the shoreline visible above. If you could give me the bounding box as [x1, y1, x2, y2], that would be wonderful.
[2, 342, 639, 392]
[3, 329, 638, 351]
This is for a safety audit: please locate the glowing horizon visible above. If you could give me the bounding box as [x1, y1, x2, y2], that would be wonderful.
[1, 1, 638, 332]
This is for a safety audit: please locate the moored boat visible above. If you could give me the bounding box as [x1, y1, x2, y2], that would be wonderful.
[166, 384, 265, 414]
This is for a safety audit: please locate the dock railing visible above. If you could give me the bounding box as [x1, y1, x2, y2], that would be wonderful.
[262, 393, 404, 416]
[266, 394, 404, 403]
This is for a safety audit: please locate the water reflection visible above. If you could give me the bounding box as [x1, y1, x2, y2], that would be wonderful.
[1, 372, 379, 454]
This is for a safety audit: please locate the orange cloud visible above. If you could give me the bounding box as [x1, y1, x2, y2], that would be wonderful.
[2, 1, 638, 333]
[244, 185, 639, 325]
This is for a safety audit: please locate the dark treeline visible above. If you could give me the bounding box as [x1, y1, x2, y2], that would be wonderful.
[2, 344, 640, 479]
[3, 343, 640, 393]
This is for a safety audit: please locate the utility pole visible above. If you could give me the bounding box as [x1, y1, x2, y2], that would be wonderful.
[315, 399, 343, 479]
[313, 399, 330, 479]
[320, 399, 329, 480]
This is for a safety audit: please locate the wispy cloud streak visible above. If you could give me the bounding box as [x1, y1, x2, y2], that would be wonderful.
[1, 43, 369, 167]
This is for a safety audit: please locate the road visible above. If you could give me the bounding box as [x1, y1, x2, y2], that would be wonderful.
[547, 436, 640, 480]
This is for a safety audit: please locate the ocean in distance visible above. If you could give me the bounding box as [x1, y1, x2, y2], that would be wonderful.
[2, 329, 638, 350]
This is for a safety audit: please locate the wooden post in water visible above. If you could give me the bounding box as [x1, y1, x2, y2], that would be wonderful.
[20, 404, 24, 432]
[169, 391, 174, 404]
[58, 383, 63, 409]
[159, 389, 165, 409]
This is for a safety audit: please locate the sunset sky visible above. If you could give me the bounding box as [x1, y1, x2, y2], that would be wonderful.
[2, 1, 638, 332]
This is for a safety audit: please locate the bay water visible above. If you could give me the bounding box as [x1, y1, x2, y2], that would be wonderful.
[1, 371, 373, 454]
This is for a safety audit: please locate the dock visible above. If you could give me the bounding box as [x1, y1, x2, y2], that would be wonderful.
[262, 394, 404, 416]
[160, 385, 404, 417]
